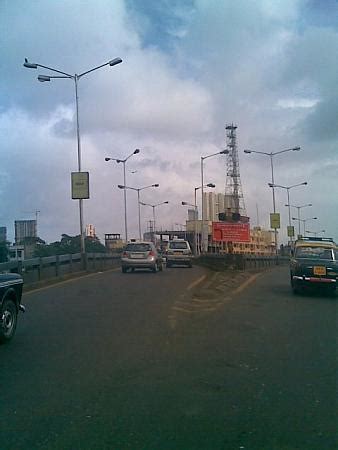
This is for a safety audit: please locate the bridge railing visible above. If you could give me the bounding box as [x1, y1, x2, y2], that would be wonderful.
[0, 253, 121, 284]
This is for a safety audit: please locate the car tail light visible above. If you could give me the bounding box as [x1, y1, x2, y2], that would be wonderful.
[122, 251, 128, 257]
[149, 251, 155, 257]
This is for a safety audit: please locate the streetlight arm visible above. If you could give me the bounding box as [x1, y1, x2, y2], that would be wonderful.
[272, 146, 300, 156]
[78, 58, 122, 79]
[25, 61, 73, 77]
[202, 151, 226, 160]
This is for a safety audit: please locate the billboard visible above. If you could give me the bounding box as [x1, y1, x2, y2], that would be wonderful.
[71, 172, 89, 199]
[270, 213, 280, 229]
[212, 222, 250, 243]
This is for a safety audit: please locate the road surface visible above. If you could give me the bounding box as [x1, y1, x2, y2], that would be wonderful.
[1, 265, 336, 449]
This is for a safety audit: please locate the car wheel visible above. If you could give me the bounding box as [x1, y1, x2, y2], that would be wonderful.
[0, 298, 18, 344]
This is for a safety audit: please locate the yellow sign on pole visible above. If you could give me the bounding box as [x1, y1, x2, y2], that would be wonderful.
[270, 213, 280, 229]
[71, 172, 90, 199]
[287, 226, 295, 237]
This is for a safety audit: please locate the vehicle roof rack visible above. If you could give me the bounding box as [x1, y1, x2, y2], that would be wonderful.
[298, 236, 334, 243]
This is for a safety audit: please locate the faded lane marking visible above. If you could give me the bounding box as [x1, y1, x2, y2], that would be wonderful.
[23, 267, 120, 296]
[231, 272, 262, 295]
[187, 274, 207, 291]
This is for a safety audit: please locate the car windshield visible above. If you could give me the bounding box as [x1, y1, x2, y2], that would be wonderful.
[295, 246, 333, 260]
[169, 242, 188, 250]
[125, 243, 152, 252]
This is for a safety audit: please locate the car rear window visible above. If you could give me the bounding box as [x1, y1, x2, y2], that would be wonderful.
[295, 246, 333, 260]
[169, 241, 188, 250]
[125, 243, 152, 252]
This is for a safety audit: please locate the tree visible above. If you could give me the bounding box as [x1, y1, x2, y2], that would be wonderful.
[33, 234, 107, 257]
[0, 241, 9, 263]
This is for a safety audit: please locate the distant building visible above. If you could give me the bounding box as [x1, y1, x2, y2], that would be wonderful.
[0, 226, 7, 242]
[86, 224, 96, 238]
[15, 220, 36, 244]
[8, 245, 25, 261]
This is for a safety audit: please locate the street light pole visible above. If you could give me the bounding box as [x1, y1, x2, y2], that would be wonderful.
[201, 150, 228, 253]
[139, 201, 169, 243]
[285, 204, 312, 236]
[24, 57, 122, 268]
[244, 146, 301, 259]
[118, 184, 159, 240]
[292, 217, 317, 236]
[105, 149, 140, 243]
[269, 182, 307, 242]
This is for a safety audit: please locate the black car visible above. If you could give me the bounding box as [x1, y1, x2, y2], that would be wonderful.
[0, 273, 25, 343]
[290, 237, 337, 295]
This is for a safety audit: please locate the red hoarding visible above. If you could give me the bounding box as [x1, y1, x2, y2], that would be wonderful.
[212, 222, 250, 243]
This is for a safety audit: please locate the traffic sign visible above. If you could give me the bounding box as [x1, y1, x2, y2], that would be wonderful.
[270, 213, 280, 229]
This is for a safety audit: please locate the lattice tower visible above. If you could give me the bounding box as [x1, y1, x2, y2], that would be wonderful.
[225, 123, 246, 216]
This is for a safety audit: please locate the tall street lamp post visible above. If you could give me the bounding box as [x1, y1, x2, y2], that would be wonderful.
[292, 217, 318, 236]
[139, 201, 169, 242]
[244, 146, 301, 259]
[24, 57, 122, 266]
[285, 203, 312, 236]
[182, 201, 198, 255]
[118, 184, 159, 240]
[194, 183, 215, 255]
[105, 149, 140, 242]
[268, 182, 307, 241]
[201, 150, 228, 252]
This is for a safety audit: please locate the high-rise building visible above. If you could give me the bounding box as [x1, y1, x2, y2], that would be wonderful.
[14, 220, 36, 244]
[85, 224, 96, 238]
[0, 226, 7, 242]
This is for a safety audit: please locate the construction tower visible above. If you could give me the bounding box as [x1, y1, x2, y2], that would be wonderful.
[224, 123, 247, 218]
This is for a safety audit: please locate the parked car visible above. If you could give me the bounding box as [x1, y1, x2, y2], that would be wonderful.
[121, 241, 163, 273]
[166, 240, 193, 268]
[290, 237, 337, 295]
[0, 273, 25, 343]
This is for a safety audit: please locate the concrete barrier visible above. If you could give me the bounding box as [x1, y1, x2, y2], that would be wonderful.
[195, 253, 289, 271]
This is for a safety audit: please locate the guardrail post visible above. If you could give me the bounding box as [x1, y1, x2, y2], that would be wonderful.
[55, 255, 60, 277]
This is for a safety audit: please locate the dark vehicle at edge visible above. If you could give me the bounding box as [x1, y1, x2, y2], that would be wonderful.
[290, 237, 337, 295]
[0, 273, 25, 343]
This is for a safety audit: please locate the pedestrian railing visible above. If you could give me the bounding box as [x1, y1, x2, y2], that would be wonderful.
[0, 253, 121, 284]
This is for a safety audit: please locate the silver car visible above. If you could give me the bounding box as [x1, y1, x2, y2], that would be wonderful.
[121, 241, 163, 273]
[166, 240, 193, 268]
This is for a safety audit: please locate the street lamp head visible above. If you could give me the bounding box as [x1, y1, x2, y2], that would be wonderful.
[164, 201, 169, 204]
[268, 183, 274, 187]
[220, 149, 229, 155]
[182, 201, 188, 206]
[292, 146, 301, 151]
[116, 159, 122, 163]
[153, 184, 159, 187]
[133, 149, 140, 154]
[23, 58, 37, 69]
[243, 149, 252, 154]
[38, 75, 50, 82]
[207, 183, 216, 188]
[302, 182, 308, 186]
[105, 157, 111, 161]
[118, 184, 125, 189]
[109, 57, 123, 66]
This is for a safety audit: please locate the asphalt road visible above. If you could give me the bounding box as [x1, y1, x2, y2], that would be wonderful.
[0, 265, 337, 449]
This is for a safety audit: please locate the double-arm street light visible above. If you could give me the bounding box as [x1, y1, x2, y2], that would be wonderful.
[285, 203, 312, 236]
[292, 217, 317, 236]
[139, 201, 169, 242]
[118, 184, 159, 240]
[105, 149, 140, 242]
[244, 146, 301, 256]
[201, 151, 228, 252]
[24, 57, 122, 265]
[268, 182, 307, 241]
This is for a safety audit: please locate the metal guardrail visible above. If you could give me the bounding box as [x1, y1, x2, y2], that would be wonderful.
[0, 253, 121, 284]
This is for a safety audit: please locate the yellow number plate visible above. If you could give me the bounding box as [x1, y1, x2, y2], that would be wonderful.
[313, 266, 326, 276]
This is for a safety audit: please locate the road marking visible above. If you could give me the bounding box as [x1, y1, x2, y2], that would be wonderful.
[187, 274, 206, 291]
[23, 267, 120, 296]
[231, 272, 262, 295]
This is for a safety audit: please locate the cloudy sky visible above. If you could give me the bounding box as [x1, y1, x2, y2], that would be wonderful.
[1, 0, 337, 244]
